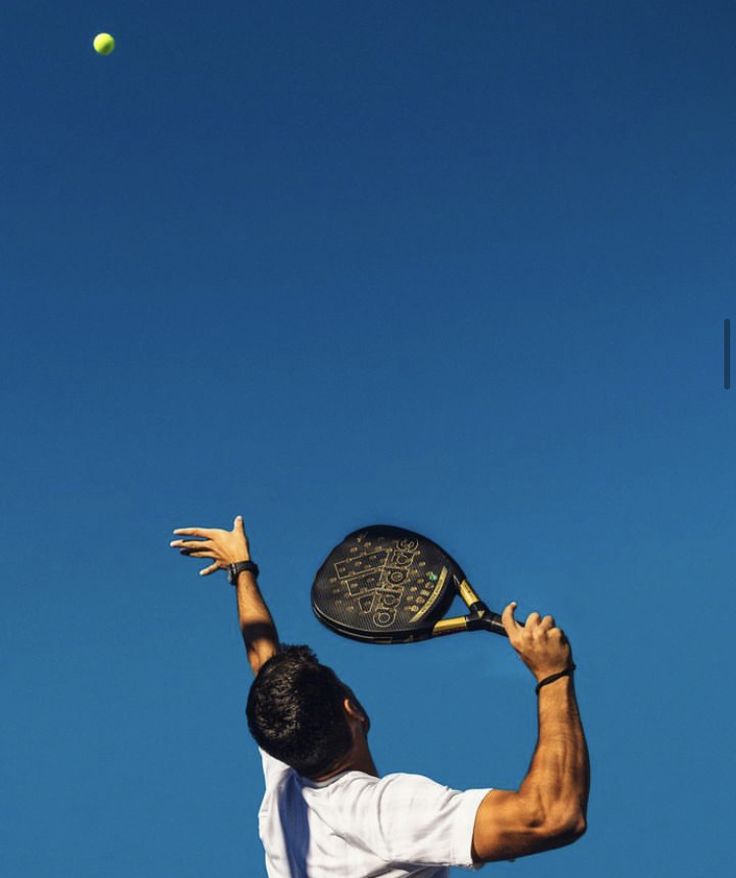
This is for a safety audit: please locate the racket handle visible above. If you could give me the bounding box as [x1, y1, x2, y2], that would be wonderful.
[478, 612, 509, 637]
[456, 580, 512, 638]
[481, 611, 527, 636]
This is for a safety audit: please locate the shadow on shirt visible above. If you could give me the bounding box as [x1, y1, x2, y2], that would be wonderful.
[277, 774, 311, 876]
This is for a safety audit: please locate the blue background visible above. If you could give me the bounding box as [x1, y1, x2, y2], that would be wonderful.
[2, 2, 734, 875]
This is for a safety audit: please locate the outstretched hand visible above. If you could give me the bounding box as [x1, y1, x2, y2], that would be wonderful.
[170, 515, 251, 577]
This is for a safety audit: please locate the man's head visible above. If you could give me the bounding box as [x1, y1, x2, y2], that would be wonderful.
[246, 645, 370, 778]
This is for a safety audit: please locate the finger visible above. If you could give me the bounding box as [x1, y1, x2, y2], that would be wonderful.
[179, 549, 215, 558]
[234, 515, 245, 533]
[539, 615, 556, 631]
[526, 611, 541, 628]
[199, 562, 220, 576]
[172, 527, 216, 537]
[501, 602, 521, 637]
[170, 539, 212, 549]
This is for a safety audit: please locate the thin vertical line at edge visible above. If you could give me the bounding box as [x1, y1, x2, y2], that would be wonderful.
[725, 319, 731, 390]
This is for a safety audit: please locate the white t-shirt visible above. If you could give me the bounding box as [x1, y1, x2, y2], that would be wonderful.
[257, 748, 491, 877]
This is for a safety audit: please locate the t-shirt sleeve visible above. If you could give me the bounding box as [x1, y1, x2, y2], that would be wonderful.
[337, 772, 492, 869]
[258, 746, 292, 788]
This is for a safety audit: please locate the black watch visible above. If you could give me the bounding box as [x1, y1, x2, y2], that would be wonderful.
[227, 560, 260, 585]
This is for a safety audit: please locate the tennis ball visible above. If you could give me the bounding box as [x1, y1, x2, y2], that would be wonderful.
[93, 33, 116, 56]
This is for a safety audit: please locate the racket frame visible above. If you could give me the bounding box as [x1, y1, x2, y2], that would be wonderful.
[429, 576, 506, 638]
[312, 527, 508, 643]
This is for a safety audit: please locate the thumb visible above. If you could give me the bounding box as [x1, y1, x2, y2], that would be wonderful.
[502, 601, 520, 638]
[234, 514, 244, 533]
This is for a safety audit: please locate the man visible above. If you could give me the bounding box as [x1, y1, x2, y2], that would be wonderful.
[171, 515, 589, 876]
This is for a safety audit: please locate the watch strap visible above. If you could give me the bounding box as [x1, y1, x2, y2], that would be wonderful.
[228, 560, 260, 585]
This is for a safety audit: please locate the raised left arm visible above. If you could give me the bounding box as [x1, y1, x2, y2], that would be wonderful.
[170, 515, 279, 675]
[233, 568, 279, 675]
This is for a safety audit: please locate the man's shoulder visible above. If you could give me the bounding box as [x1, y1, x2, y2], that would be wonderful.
[258, 747, 294, 787]
[312, 767, 470, 808]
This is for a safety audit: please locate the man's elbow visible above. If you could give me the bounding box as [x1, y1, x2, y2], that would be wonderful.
[523, 796, 587, 847]
[547, 810, 587, 847]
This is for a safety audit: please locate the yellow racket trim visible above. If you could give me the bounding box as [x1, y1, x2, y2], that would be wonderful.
[431, 616, 468, 634]
[458, 578, 481, 607]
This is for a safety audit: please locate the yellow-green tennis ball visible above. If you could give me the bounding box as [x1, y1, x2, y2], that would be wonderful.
[93, 33, 116, 56]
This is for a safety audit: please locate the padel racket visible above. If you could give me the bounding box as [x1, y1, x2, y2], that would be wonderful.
[312, 525, 511, 643]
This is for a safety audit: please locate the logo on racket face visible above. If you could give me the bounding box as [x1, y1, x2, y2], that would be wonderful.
[313, 526, 462, 640]
[335, 535, 420, 627]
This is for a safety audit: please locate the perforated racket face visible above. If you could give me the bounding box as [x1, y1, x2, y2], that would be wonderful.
[311, 525, 467, 643]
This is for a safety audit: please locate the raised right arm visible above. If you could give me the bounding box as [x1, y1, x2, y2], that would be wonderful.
[471, 604, 589, 863]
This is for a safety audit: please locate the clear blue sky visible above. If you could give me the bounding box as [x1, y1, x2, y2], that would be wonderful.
[2, 2, 735, 875]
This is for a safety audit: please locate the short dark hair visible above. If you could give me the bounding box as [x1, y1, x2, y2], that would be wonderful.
[246, 645, 352, 778]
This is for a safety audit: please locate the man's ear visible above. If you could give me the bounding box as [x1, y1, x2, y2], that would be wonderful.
[343, 697, 366, 723]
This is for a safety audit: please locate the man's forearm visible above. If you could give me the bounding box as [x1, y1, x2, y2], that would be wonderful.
[235, 571, 279, 675]
[518, 677, 589, 834]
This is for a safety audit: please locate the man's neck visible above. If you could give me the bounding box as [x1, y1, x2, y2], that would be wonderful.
[315, 746, 378, 781]
[346, 749, 379, 778]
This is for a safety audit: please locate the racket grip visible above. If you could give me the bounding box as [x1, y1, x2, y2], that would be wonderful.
[483, 612, 509, 637]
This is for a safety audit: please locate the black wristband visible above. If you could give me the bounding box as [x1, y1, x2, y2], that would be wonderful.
[535, 663, 576, 695]
[228, 561, 260, 585]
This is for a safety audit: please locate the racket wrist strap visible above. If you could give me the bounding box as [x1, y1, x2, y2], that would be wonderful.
[535, 663, 576, 695]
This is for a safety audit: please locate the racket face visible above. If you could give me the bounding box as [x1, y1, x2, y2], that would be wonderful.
[311, 525, 467, 643]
